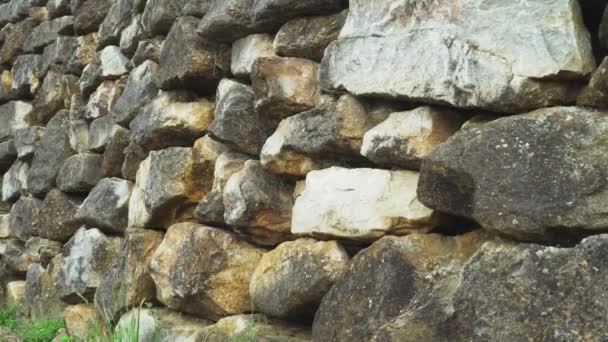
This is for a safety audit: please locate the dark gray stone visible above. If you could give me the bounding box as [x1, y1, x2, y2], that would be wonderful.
[31, 70, 79, 125]
[11, 54, 43, 96]
[36, 189, 82, 242]
[9, 196, 42, 241]
[131, 37, 163, 66]
[111, 60, 159, 127]
[56, 153, 103, 193]
[0, 18, 38, 65]
[14, 126, 45, 160]
[142, 0, 211, 35]
[197, 0, 275, 43]
[76, 177, 132, 234]
[73, 0, 112, 34]
[23, 16, 74, 53]
[251, 0, 345, 29]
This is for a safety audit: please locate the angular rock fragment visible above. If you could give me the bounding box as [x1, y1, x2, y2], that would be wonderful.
[201, 314, 311, 341]
[119, 14, 145, 56]
[141, 0, 211, 35]
[31, 70, 79, 124]
[0, 0, 46, 26]
[274, 10, 347, 62]
[111, 60, 159, 127]
[320, 0, 594, 113]
[6, 280, 25, 305]
[261, 95, 392, 176]
[0, 18, 38, 65]
[94, 228, 163, 322]
[121, 142, 147, 182]
[231, 34, 275, 79]
[155, 16, 230, 93]
[36, 189, 82, 242]
[251, 239, 349, 320]
[224, 160, 294, 245]
[11, 54, 43, 96]
[23, 16, 74, 52]
[293, 167, 438, 241]
[64, 304, 104, 340]
[41, 36, 77, 75]
[0, 140, 17, 172]
[28, 111, 74, 196]
[84, 79, 125, 121]
[73, 0, 112, 34]
[361, 106, 464, 169]
[197, 0, 275, 43]
[419, 106, 608, 241]
[115, 308, 212, 341]
[64, 32, 97, 75]
[47, 0, 71, 18]
[0, 101, 34, 143]
[194, 152, 247, 226]
[101, 128, 128, 177]
[76, 178, 132, 234]
[0, 70, 23, 102]
[5, 237, 62, 273]
[25, 256, 67, 320]
[98, 0, 141, 48]
[578, 57, 608, 108]
[13, 126, 44, 160]
[252, 57, 319, 126]
[67, 119, 88, 153]
[131, 37, 162, 66]
[2, 159, 29, 202]
[79, 46, 129, 96]
[209, 79, 271, 155]
[9, 196, 41, 241]
[149, 223, 265, 320]
[57, 227, 123, 302]
[251, 0, 344, 25]
[89, 116, 128, 152]
[129, 90, 214, 151]
[56, 153, 103, 193]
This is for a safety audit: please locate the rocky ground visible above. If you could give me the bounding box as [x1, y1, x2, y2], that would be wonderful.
[0, 0, 607, 341]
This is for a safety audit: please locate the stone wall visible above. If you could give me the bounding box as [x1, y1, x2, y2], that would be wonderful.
[0, 0, 608, 340]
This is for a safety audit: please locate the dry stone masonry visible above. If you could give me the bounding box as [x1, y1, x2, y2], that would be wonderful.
[0, 0, 608, 341]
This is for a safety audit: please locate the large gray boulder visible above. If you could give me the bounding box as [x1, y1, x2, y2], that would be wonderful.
[0, 18, 38, 65]
[231, 34, 275, 79]
[36, 189, 83, 242]
[418, 106, 608, 242]
[208, 79, 271, 155]
[76, 178, 132, 234]
[320, 0, 595, 113]
[72, 0, 112, 34]
[111, 60, 159, 127]
[197, 0, 271, 43]
[27, 111, 75, 197]
[13, 126, 44, 160]
[23, 16, 74, 52]
[41, 36, 77, 75]
[9, 196, 42, 241]
[25, 255, 67, 321]
[98, 0, 143, 48]
[57, 227, 123, 303]
[56, 153, 103, 193]
[142, 0, 211, 35]
[312, 231, 491, 341]
[31, 70, 79, 125]
[155, 16, 230, 93]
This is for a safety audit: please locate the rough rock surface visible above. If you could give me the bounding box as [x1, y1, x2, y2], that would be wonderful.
[155, 16, 230, 93]
[197, 0, 273, 43]
[251, 239, 349, 320]
[110, 60, 159, 127]
[252, 56, 319, 127]
[23, 16, 73, 52]
[149, 223, 265, 320]
[201, 314, 311, 341]
[94, 227, 163, 322]
[25, 255, 67, 320]
[9, 195, 41, 241]
[419, 106, 608, 242]
[5, 237, 62, 273]
[0, 18, 37, 65]
[224, 160, 295, 245]
[231, 33, 275, 79]
[56, 153, 103, 193]
[208, 79, 271, 155]
[57, 227, 123, 302]
[64, 304, 104, 340]
[31, 70, 79, 124]
[312, 231, 490, 341]
[578, 56, 608, 108]
[2, 159, 28, 202]
[251, 0, 344, 25]
[84, 79, 124, 121]
[115, 308, 212, 341]
[293, 167, 438, 241]
[13, 126, 44, 160]
[73, 0, 111, 34]
[11, 54, 43, 96]
[89, 116, 127, 153]
[129, 90, 214, 151]
[361, 106, 464, 169]
[274, 10, 347, 62]
[36, 189, 82, 242]
[76, 178, 132, 234]
[320, 0, 594, 113]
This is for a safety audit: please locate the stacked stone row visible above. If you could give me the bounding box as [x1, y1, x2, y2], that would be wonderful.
[0, 0, 607, 341]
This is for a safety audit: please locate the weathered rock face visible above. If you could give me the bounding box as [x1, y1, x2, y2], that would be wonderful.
[28, 110, 74, 196]
[142, 0, 211, 35]
[149, 223, 265, 320]
[251, 0, 345, 25]
[194, 151, 247, 226]
[131, 37, 162, 66]
[231, 34, 275, 79]
[64, 304, 104, 341]
[95, 227, 163, 322]
[9, 195, 41, 241]
[0, 140, 18, 172]
[111, 60, 159, 127]
[274, 9, 347, 62]
[261, 95, 393, 176]
[200, 314, 311, 341]
[101, 127, 129, 177]
[361, 106, 464, 169]
[56, 153, 103, 193]
[251, 239, 349, 320]
[76, 178, 132, 234]
[31, 70, 79, 124]
[64, 32, 98, 76]
[73, 0, 111, 34]
[155, 16, 230, 93]
[129, 90, 214, 151]
[89, 116, 127, 153]
[252, 56, 319, 127]
[98, 0, 139, 48]
[5, 237, 62, 273]
[25, 255, 67, 320]
[197, 0, 268, 43]
[57, 227, 123, 302]
[6, 280, 25, 305]
[224, 160, 295, 245]
[41, 36, 77, 75]
[418, 106, 608, 242]
[578, 57, 608, 108]
[293, 167, 438, 241]
[312, 231, 491, 341]
[36, 189, 82, 242]
[115, 308, 212, 341]
[13, 126, 44, 160]
[84, 79, 124, 121]
[0, 18, 37, 65]
[0, 101, 35, 143]
[79, 46, 129, 96]
[23, 16, 73, 52]
[11, 54, 43, 96]
[2, 159, 28, 202]
[208, 79, 272, 155]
